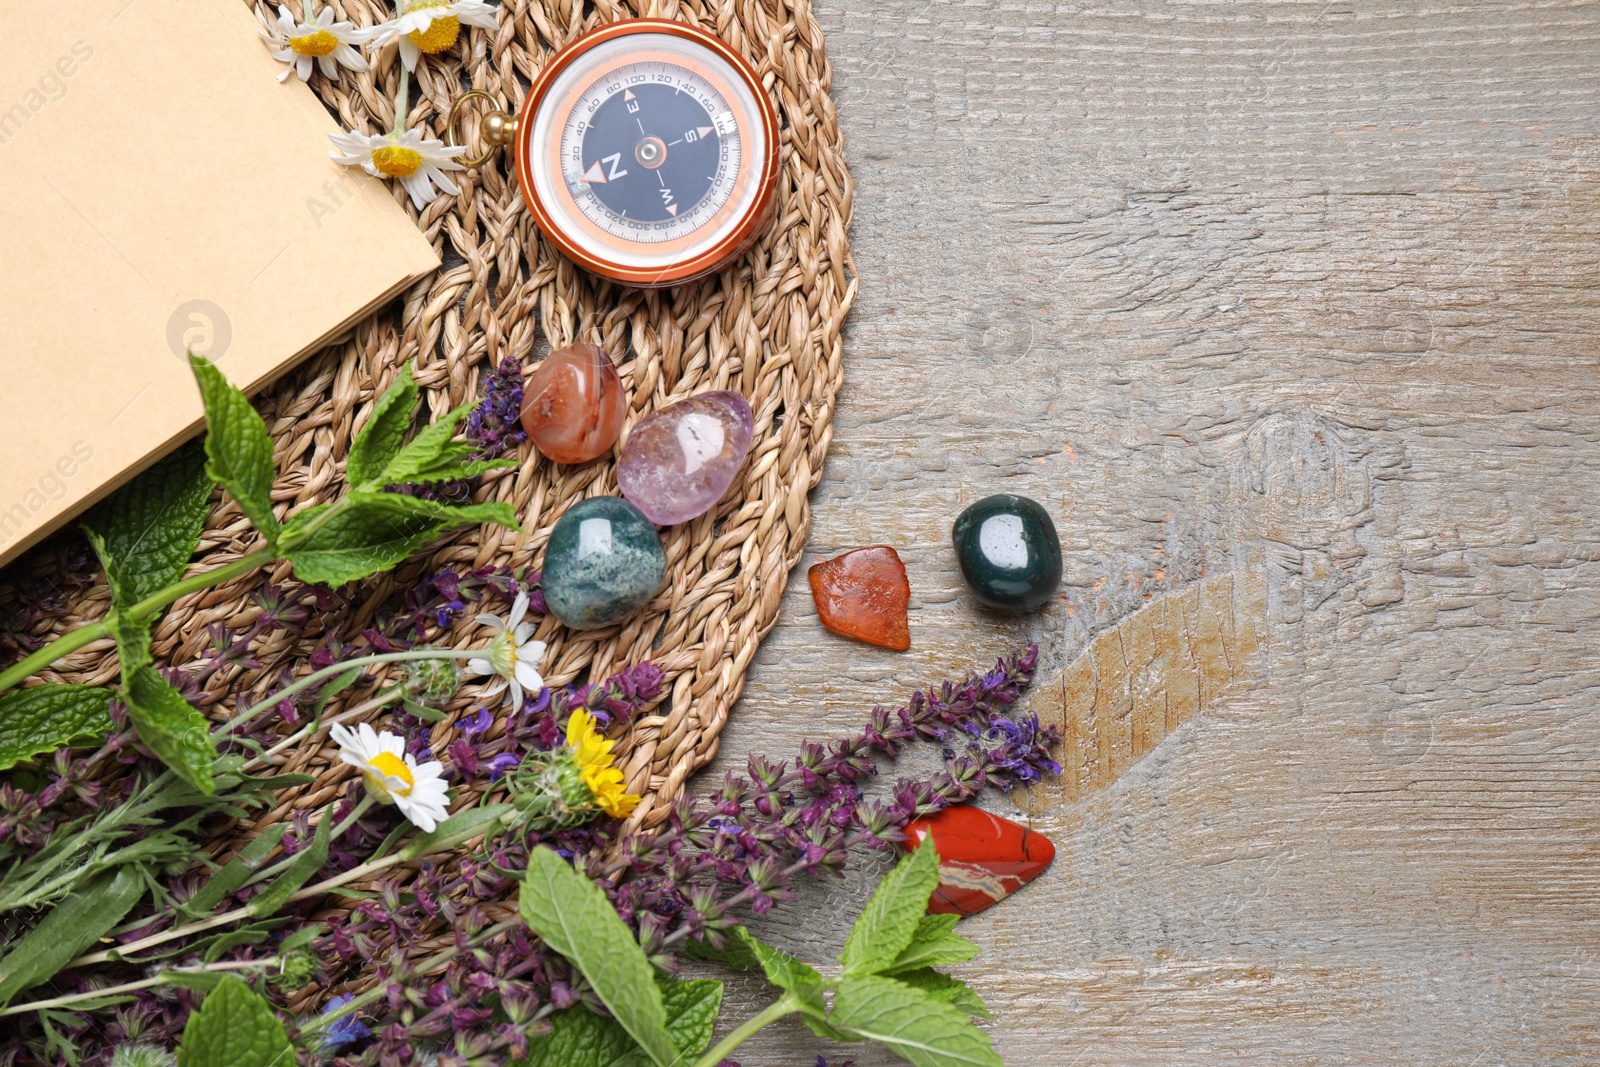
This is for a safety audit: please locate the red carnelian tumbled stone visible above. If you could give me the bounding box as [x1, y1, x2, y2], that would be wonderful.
[905, 804, 1056, 917]
[808, 546, 911, 651]
[520, 343, 627, 465]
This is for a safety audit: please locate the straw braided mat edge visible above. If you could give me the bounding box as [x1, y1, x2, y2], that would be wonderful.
[19, 0, 854, 832]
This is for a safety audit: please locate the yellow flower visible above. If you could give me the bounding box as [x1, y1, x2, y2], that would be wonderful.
[566, 710, 640, 819]
[584, 763, 640, 819]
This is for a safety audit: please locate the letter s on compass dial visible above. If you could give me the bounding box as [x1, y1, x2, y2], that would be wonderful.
[519, 21, 780, 288]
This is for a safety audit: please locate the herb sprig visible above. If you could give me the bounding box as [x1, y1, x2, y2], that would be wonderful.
[0, 356, 520, 790]
[0, 347, 1054, 1066]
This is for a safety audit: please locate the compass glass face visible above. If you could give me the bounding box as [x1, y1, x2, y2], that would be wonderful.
[528, 32, 769, 273]
[573, 74, 738, 233]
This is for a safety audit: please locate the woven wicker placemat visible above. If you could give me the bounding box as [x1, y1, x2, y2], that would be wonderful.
[12, 0, 853, 831]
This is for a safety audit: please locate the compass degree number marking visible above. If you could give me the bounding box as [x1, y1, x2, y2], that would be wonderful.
[560, 57, 740, 244]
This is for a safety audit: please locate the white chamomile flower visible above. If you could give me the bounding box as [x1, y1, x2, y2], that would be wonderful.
[263, 5, 370, 83]
[330, 722, 451, 831]
[328, 127, 467, 209]
[368, 0, 499, 71]
[464, 591, 547, 712]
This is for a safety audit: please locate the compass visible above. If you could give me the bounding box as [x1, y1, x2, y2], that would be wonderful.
[450, 20, 780, 288]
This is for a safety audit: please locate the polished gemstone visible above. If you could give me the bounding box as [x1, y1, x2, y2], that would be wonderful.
[905, 804, 1056, 917]
[541, 497, 666, 629]
[617, 390, 754, 525]
[808, 546, 911, 650]
[951, 494, 1062, 611]
[519, 343, 628, 465]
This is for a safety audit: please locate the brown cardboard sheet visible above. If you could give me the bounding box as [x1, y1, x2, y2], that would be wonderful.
[0, 0, 438, 566]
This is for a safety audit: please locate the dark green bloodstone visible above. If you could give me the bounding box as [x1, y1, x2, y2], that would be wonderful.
[542, 497, 667, 629]
[951, 494, 1062, 611]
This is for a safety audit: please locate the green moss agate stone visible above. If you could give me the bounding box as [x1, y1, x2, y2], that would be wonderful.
[542, 497, 666, 629]
[951, 494, 1062, 611]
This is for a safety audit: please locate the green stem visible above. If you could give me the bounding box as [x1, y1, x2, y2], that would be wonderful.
[124, 549, 274, 626]
[691, 992, 804, 1067]
[0, 549, 274, 696]
[391, 66, 411, 136]
[0, 957, 275, 1017]
[0, 621, 110, 695]
[229, 647, 484, 741]
[241, 794, 375, 892]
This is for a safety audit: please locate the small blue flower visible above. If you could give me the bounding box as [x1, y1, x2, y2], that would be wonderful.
[486, 752, 521, 781]
[321, 992, 372, 1050]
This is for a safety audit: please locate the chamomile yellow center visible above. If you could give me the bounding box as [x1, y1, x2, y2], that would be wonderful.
[366, 751, 415, 795]
[407, 12, 461, 53]
[371, 145, 423, 177]
[288, 29, 340, 56]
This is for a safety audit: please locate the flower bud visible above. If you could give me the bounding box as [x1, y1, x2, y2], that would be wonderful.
[404, 655, 461, 704]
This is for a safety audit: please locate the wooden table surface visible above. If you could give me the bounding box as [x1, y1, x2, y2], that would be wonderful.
[697, 2, 1600, 1063]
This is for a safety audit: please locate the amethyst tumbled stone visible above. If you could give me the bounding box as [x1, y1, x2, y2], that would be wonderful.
[617, 390, 754, 525]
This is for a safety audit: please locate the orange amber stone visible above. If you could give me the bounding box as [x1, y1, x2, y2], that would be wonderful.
[520, 344, 627, 465]
[807, 546, 911, 651]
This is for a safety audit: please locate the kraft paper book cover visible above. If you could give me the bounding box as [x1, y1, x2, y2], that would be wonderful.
[0, 0, 440, 568]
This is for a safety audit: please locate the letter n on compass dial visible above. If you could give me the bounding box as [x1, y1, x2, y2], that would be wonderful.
[565, 63, 740, 243]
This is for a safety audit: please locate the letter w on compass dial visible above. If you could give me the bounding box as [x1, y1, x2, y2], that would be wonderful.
[574, 78, 726, 229]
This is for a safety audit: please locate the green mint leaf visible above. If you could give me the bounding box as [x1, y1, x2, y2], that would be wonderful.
[883, 914, 980, 974]
[175, 974, 294, 1067]
[277, 500, 442, 586]
[178, 825, 290, 919]
[82, 441, 213, 607]
[373, 403, 471, 485]
[278, 492, 518, 586]
[346, 363, 420, 488]
[518, 847, 679, 1067]
[392, 450, 518, 487]
[190, 356, 281, 543]
[111, 613, 153, 675]
[124, 667, 216, 794]
[720, 928, 839, 1040]
[886, 968, 992, 1019]
[348, 490, 522, 532]
[658, 977, 724, 1061]
[244, 806, 334, 918]
[840, 835, 941, 977]
[0, 865, 146, 1007]
[518, 977, 724, 1067]
[724, 927, 825, 999]
[0, 684, 113, 771]
[830, 974, 1003, 1067]
[517, 1004, 638, 1067]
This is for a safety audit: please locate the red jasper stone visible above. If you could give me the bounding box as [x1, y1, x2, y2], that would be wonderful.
[807, 546, 911, 651]
[905, 804, 1056, 917]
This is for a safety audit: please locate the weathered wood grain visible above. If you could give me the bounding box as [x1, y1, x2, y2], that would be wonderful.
[697, 0, 1600, 1063]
